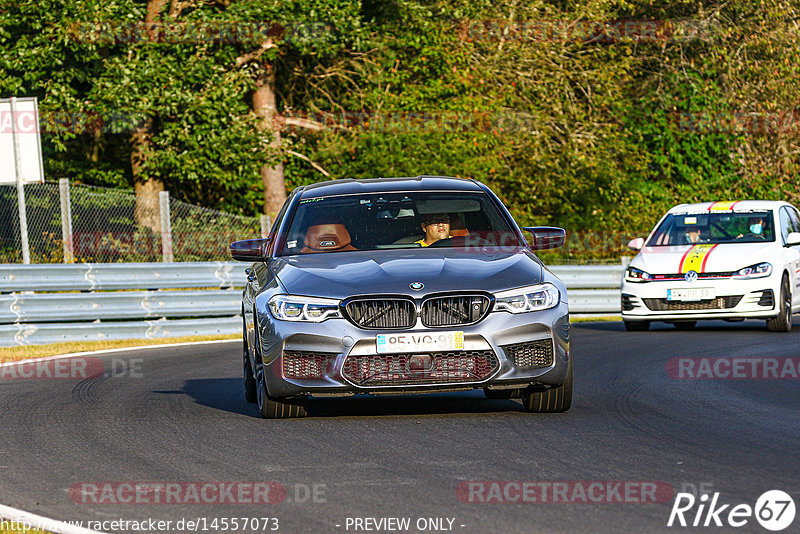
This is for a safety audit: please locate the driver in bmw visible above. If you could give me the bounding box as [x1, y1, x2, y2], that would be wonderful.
[415, 213, 451, 247]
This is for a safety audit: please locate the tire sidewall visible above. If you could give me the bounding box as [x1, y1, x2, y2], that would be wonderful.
[783, 277, 792, 327]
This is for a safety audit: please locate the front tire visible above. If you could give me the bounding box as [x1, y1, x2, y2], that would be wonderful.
[766, 276, 793, 332]
[243, 324, 257, 404]
[624, 320, 650, 331]
[256, 369, 308, 419]
[244, 353, 257, 404]
[522, 357, 572, 413]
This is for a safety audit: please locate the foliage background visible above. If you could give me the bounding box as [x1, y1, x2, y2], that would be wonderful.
[1, 0, 799, 261]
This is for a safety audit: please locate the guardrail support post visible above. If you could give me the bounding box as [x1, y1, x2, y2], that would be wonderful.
[159, 191, 173, 262]
[260, 214, 271, 238]
[59, 178, 73, 263]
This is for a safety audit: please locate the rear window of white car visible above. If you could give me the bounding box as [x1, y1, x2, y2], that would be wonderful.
[647, 211, 775, 246]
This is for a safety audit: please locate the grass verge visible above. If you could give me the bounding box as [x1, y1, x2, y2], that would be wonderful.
[570, 315, 621, 323]
[0, 334, 239, 364]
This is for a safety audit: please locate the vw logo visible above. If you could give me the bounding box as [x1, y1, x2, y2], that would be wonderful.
[685, 271, 698, 283]
[409, 281, 424, 291]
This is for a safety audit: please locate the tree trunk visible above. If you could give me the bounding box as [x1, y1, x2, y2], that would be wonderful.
[131, 0, 167, 233]
[131, 117, 163, 234]
[252, 65, 287, 217]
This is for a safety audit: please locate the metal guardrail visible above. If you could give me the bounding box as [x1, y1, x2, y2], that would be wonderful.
[0, 290, 241, 323]
[548, 265, 625, 289]
[0, 263, 623, 346]
[567, 290, 622, 314]
[1, 262, 246, 346]
[0, 318, 240, 346]
[0, 262, 242, 292]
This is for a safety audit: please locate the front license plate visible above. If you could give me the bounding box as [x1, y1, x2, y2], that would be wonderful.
[667, 288, 716, 301]
[376, 331, 464, 354]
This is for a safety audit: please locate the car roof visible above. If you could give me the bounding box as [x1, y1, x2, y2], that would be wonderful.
[298, 175, 482, 197]
[666, 200, 792, 215]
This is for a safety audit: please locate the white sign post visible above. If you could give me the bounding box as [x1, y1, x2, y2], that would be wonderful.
[1, 97, 44, 264]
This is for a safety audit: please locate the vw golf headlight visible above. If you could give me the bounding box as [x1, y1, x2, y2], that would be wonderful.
[732, 262, 772, 280]
[494, 283, 560, 313]
[625, 267, 653, 282]
[268, 295, 342, 322]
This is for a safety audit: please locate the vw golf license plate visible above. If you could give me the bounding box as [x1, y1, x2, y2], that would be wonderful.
[376, 331, 464, 354]
[667, 288, 716, 301]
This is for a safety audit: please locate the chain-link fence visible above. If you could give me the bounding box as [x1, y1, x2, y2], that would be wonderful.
[71, 183, 159, 263]
[1, 183, 62, 263]
[170, 198, 261, 262]
[1, 181, 635, 264]
[0, 181, 262, 263]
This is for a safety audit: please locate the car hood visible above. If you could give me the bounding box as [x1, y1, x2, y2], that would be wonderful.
[633, 242, 776, 274]
[270, 248, 544, 299]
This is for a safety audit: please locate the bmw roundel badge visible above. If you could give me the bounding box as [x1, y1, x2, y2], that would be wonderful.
[409, 281, 424, 291]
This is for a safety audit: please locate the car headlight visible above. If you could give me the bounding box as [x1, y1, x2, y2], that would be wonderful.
[625, 267, 653, 283]
[494, 283, 560, 313]
[732, 262, 772, 280]
[267, 295, 342, 322]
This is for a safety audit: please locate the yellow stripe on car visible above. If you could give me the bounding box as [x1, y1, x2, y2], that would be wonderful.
[680, 244, 716, 273]
[708, 201, 739, 212]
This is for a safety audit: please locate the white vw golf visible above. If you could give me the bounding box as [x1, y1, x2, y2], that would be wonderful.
[621, 201, 800, 331]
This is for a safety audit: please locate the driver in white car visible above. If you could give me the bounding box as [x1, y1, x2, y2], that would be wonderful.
[736, 216, 768, 240]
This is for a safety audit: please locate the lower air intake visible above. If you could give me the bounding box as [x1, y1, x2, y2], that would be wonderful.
[758, 290, 774, 308]
[342, 350, 498, 386]
[503, 340, 554, 368]
[283, 351, 337, 379]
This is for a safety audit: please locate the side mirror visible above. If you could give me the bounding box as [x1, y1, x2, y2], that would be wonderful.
[786, 232, 800, 247]
[627, 238, 645, 251]
[522, 226, 566, 250]
[230, 238, 271, 261]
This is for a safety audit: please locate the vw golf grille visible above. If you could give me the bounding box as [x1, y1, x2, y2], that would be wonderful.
[343, 295, 492, 329]
[643, 295, 743, 311]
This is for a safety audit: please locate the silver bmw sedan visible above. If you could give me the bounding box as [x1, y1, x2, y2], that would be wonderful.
[231, 176, 571, 418]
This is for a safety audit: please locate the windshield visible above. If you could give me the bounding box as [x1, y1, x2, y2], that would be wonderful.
[279, 191, 521, 255]
[647, 211, 775, 246]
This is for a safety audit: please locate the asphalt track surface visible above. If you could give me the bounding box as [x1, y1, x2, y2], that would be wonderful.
[1, 320, 798, 534]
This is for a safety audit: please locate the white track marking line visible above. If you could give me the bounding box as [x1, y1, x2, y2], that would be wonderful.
[0, 503, 106, 534]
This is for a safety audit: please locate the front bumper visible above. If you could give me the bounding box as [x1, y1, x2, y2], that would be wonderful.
[255, 302, 570, 398]
[621, 275, 780, 322]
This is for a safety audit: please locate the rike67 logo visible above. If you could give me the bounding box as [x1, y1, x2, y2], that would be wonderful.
[668, 490, 795, 531]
